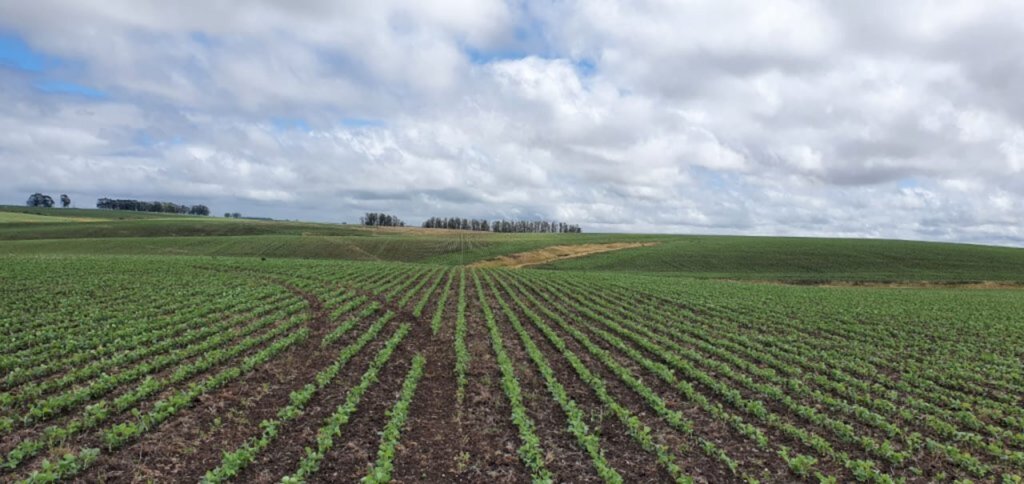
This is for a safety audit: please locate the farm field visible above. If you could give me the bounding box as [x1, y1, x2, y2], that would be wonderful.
[5, 206, 1024, 281]
[8, 3, 1024, 483]
[2, 209, 1024, 483]
[1, 246, 1023, 483]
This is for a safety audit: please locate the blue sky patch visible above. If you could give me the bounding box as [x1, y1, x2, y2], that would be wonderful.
[189, 31, 216, 47]
[898, 178, 920, 189]
[339, 117, 385, 128]
[464, 45, 530, 65]
[134, 130, 159, 148]
[574, 58, 597, 77]
[691, 166, 734, 191]
[133, 130, 184, 148]
[33, 80, 106, 98]
[272, 117, 312, 132]
[0, 34, 59, 72]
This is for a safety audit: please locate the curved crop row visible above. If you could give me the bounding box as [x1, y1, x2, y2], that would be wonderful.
[280, 323, 412, 482]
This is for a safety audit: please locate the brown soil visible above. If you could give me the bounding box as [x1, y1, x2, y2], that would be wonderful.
[443, 276, 530, 482]
[501, 275, 760, 483]
[309, 339, 416, 483]
[479, 278, 603, 482]
[69, 283, 354, 483]
[6, 263, 1004, 483]
[494, 281, 674, 483]
[387, 278, 459, 482]
[466, 240, 655, 268]
[469, 242, 658, 269]
[550, 277, 991, 482]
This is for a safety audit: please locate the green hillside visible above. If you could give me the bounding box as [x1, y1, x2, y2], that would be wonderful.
[540, 235, 1024, 282]
[2, 205, 1023, 282]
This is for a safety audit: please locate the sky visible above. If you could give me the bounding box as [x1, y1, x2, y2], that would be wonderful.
[1, 1, 1023, 245]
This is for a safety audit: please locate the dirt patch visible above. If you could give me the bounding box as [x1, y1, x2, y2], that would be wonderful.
[388, 282, 460, 482]
[469, 243, 657, 269]
[448, 276, 530, 482]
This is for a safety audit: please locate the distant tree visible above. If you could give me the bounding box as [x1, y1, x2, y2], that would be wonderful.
[224, 212, 231, 218]
[26, 193, 54, 208]
[232, 212, 241, 219]
[60, 194, 71, 208]
[361, 212, 404, 227]
[95, 197, 207, 215]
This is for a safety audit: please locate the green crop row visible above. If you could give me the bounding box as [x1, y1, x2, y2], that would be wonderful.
[471, 271, 553, 484]
[1, 292, 294, 418]
[203, 311, 400, 483]
[486, 272, 695, 483]
[494, 272, 758, 482]
[3, 308, 306, 471]
[17, 323, 310, 483]
[280, 323, 412, 483]
[482, 272, 624, 484]
[413, 269, 449, 317]
[455, 268, 469, 403]
[430, 270, 455, 334]
[323, 300, 381, 347]
[362, 353, 427, 483]
[551, 273, 1024, 478]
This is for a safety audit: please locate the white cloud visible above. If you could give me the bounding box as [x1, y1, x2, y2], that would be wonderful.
[2, 1, 1024, 245]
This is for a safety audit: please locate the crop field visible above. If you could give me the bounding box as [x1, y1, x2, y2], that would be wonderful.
[1, 252, 1022, 484]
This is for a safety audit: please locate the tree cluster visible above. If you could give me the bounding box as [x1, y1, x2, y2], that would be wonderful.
[421, 217, 491, 231]
[26, 193, 71, 208]
[361, 212, 405, 227]
[26, 193, 54, 208]
[96, 198, 210, 216]
[422, 216, 581, 233]
[491, 219, 581, 233]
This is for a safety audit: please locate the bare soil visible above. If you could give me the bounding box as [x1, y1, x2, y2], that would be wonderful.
[470, 243, 657, 269]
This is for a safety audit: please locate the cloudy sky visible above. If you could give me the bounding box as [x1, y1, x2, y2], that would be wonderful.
[1, 1, 1022, 244]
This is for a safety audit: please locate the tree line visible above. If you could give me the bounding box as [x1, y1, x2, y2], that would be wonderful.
[96, 198, 210, 216]
[422, 216, 581, 233]
[361, 212, 405, 227]
[422, 217, 491, 231]
[26, 193, 71, 208]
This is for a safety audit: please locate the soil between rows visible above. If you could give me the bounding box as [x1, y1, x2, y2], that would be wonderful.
[9, 262, 1002, 483]
[449, 275, 529, 482]
[596, 284, 972, 480]
[5, 303, 313, 481]
[0, 294, 297, 457]
[384, 283, 459, 482]
[487, 274, 674, 483]
[499, 273, 750, 483]
[476, 275, 602, 483]
[67, 283, 360, 483]
[630, 290, 994, 481]
[528, 274, 806, 480]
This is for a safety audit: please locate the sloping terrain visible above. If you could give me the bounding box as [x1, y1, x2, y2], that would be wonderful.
[1, 256, 1022, 483]
[4, 206, 1024, 282]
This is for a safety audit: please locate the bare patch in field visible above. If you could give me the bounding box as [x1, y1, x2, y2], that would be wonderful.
[0, 213, 105, 223]
[469, 242, 657, 269]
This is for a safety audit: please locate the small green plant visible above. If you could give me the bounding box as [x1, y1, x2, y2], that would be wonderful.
[455, 451, 471, 473]
[779, 447, 818, 478]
